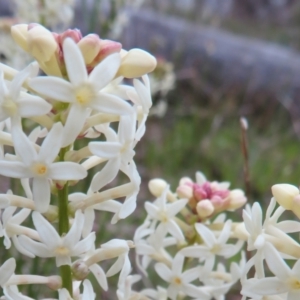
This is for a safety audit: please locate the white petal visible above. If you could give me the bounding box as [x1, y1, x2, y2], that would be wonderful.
[18, 235, 52, 257]
[82, 208, 95, 238]
[88, 141, 122, 158]
[91, 93, 133, 115]
[172, 253, 184, 275]
[90, 157, 120, 191]
[195, 223, 216, 248]
[144, 202, 160, 219]
[166, 199, 188, 217]
[264, 243, 291, 280]
[0, 161, 30, 178]
[63, 38, 88, 85]
[56, 254, 71, 267]
[32, 211, 60, 249]
[29, 77, 74, 102]
[89, 264, 108, 291]
[155, 263, 172, 282]
[63, 210, 84, 248]
[106, 255, 124, 277]
[0, 258, 15, 286]
[82, 280, 95, 300]
[72, 232, 96, 255]
[12, 128, 37, 166]
[32, 177, 50, 213]
[167, 219, 185, 241]
[89, 53, 121, 91]
[18, 95, 52, 117]
[49, 162, 87, 180]
[38, 122, 63, 163]
[62, 104, 89, 147]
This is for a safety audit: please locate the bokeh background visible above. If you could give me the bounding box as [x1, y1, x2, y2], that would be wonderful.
[1, 0, 300, 299]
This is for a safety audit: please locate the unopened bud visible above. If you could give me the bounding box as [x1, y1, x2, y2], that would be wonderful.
[78, 34, 102, 64]
[227, 189, 247, 210]
[46, 276, 62, 290]
[196, 200, 214, 218]
[72, 260, 90, 280]
[116, 48, 157, 78]
[176, 185, 193, 199]
[271, 184, 299, 210]
[179, 177, 193, 186]
[11, 24, 29, 52]
[148, 179, 168, 197]
[27, 25, 57, 62]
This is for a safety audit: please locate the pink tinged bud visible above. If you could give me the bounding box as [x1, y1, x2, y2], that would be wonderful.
[116, 48, 157, 78]
[78, 34, 102, 64]
[227, 189, 247, 210]
[211, 195, 227, 209]
[148, 179, 168, 197]
[59, 28, 82, 44]
[176, 185, 193, 199]
[271, 184, 299, 210]
[11, 24, 29, 52]
[179, 177, 194, 186]
[196, 200, 214, 218]
[91, 39, 122, 66]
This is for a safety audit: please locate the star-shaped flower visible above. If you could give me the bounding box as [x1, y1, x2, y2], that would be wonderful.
[0, 122, 87, 212]
[29, 38, 133, 147]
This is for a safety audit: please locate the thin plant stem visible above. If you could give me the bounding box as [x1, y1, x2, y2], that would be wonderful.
[57, 147, 72, 296]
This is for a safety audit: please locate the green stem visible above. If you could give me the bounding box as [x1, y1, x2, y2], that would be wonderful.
[57, 147, 72, 296]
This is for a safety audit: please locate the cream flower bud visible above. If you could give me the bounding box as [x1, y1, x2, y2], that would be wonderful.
[227, 189, 247, 210]
[11, 24, 29, 52]
[116, 48, 157, 78]
[46, 276, 62, 290]
[27, 25, 57, 62]
[176, 184, 193, 199]
[78, 34, 102, 64]
[179, 177, 193, 186]
[196, 199, 214, 218]
[148, 179, 168, 197]
[271, 184, 299, 210]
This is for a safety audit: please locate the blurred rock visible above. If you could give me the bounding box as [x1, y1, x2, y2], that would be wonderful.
[121, 9, 300, 135]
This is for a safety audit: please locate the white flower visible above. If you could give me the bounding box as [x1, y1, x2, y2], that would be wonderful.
[0, 205, 38, 257]
[88, 114, 137, 192]
[242, 242, 300, 300]
[0, 62, 52, 126]
[0, 122, 87, 212]
[180, 220, 243, 271]
[29, 38, 133, 147]
[154, 253, 209, 300]
[18, 210, 95, 266]
[144, 185, 188, 242]
[127, 75, 152, 141]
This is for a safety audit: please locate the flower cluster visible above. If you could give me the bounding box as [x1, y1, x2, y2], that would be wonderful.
[0, 22, 156, 299]
[133, 172, 247, 300]
[241, 184, 300, 300]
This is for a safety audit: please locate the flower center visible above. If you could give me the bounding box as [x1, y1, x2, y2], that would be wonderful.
[54, 246, 70, 255]
[74, 83, 95, 106]
[3, 97, 18, 116]
[287, 277, 300, 290]
[159, 211, 169, 223]
[172, 276, 182, 286]
[32, 162, 48, 176]
[210, 244, 221, 254]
